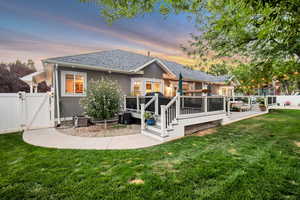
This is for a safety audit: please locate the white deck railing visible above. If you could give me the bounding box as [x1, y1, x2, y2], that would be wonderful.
[125, 94, 279, 138]
[159, 94, 226, 137]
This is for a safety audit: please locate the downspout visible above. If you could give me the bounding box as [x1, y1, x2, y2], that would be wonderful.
[55, 64, 61, 125]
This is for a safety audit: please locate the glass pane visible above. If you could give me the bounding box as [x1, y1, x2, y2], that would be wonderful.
[146, 81, 152, 94]
[75, 75, 84, 94]
[153, 82, 160, 92]
[133, 81, 141, 96]
[182, 83, 189, 90]
[222, 88, 226, 96]
[65, 74, 74, 94]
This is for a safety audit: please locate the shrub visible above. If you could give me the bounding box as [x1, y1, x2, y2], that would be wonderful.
[80, 79, 122, 120]
[256, 97, 265, 105]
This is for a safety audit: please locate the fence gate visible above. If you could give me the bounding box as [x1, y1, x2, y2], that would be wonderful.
[0, 92, 55, 133]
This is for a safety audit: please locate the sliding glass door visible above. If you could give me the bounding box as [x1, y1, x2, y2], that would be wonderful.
[131, 78, 163, 96]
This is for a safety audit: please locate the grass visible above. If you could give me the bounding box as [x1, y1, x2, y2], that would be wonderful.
[0, 110, 300, 200]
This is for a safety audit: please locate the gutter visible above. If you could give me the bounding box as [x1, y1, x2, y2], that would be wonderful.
[43, 60, 143, 75]
[54, 64, 61, 125]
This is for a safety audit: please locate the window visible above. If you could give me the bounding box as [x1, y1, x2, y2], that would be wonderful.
[153, 82, 161, 92]
[222, 88, 227, 96]
[145, 81, 152, 93]
[61, 71, 87, 96]
[133, 81, 142, 96]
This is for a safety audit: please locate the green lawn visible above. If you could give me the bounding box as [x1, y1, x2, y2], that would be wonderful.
[1, 110, 300, 200]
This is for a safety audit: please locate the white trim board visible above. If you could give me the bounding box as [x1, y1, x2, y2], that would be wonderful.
[132, 58, 176, 78]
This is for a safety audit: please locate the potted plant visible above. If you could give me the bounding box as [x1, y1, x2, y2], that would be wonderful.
[144, 112, 155, 126]
[257, 98, 266, 111]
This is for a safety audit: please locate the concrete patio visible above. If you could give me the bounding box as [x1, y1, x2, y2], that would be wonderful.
[22, 110, 271, 150]
[23, 128, 163, 150]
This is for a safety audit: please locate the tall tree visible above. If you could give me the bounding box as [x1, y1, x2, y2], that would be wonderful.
[207, 62, 232, 76]
[81, 0, 300, 61]
[81, 0, 300, 93]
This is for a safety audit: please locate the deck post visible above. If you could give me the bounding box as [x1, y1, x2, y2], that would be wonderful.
[223, 96, 226, 112]
[264, 96, 268, 111]
[176, 92, 180, 118]
[136, 96, 140, 112]
[123, 95, 127, 111]
[155, 93, 159, 116]
[161, 105, 166, 137]
[141, 103, 145, 130]
[204, 96, 208, 113]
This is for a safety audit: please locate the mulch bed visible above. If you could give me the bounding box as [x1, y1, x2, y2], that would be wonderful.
[57, 124, 141, 137]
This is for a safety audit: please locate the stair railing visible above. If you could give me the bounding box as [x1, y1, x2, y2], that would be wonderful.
[161, 93, 180, 137]
[140, 94, 158, 130]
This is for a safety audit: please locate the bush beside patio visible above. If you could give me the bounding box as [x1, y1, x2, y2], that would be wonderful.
[1, 110, 300, 199]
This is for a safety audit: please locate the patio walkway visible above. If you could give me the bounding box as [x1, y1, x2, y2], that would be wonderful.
[23, 128, 163, 150]
[23, 111, 269, 150]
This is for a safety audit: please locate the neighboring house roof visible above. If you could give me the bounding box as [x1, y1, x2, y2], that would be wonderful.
[43, 49, 230, 83]
[21, 71, 45, 84]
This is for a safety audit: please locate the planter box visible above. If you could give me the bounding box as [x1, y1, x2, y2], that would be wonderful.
[259, 105, 266, 111]
[73, 116, 89, 127]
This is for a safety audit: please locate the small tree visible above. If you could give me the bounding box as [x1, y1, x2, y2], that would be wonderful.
[80, 79, 122, 120]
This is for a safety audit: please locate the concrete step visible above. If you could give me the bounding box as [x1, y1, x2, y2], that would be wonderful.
[146, 125, 161, 134]
[155, 120, 161, 126]
[142, 129, 169, 141]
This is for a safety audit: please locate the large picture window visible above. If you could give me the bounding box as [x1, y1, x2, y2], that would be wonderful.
[61, 71, 87, 96]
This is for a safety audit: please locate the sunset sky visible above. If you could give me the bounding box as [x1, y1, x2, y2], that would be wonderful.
[0, 0, 198, 70]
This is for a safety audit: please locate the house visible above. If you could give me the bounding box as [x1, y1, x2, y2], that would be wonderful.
[20, 71, 47, 93]
[41, 49, 234, 120]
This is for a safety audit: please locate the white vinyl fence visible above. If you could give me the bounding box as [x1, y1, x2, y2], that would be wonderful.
[0, 92, 55, 133]
[276, 96, 300, 106]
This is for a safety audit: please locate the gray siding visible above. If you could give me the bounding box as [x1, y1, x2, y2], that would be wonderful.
[57, 62, 166, 118]
[57, 66, 132, 118]
[141, 62, 165, 79]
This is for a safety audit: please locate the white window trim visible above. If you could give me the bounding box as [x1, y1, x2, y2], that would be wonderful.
[61, 70, 87, 97]
[131, 78, 164, 96]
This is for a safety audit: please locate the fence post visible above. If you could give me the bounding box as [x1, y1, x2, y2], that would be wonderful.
[227, 97, 231, 116]
[141, 103, 145, 130]
[155, 93, 159, 116]
[137, 96, 140, 112]
[123, 95, 127, 111]
[204, 96, 208, 113]
[176, 92, 180, 118]
[161, 105, 166, 137]
[248, 96, 251, 110]
[18, 91, 26, 129]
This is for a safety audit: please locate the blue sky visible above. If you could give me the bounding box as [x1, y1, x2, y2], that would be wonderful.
[0, 0, 197, 69]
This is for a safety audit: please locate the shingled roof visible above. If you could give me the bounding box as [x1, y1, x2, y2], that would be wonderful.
[43, 49, 229, 83]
